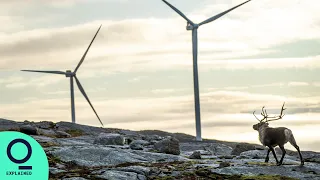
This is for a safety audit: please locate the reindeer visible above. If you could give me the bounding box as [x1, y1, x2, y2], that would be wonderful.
[252, 102, 304, 166]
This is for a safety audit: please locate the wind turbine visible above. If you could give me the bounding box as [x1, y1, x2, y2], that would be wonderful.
[162, 0, 251, 141]
[21, 25, 104, 127]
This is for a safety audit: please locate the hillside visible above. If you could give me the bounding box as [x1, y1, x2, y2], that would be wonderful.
[0, 118, 319, 180]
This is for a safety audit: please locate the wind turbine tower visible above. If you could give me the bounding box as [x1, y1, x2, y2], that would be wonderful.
[162, 0, 252, 141]
[21, 25, 104, 127]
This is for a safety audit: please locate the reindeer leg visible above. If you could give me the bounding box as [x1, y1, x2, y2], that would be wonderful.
[268, 146, 279, 164]
[289, 134, 304, 166]
[265, 149, 271, 163]
[278, 145, 286, 166]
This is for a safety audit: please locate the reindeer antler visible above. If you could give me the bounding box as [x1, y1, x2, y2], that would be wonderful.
[265, 102, 286, 122]
[252, 102, 286, 122]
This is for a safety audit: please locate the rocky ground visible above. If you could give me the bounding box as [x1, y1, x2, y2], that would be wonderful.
[1, 118, 320, 180]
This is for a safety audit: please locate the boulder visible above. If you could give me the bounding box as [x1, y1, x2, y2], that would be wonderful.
[62, 178, 88, 180]
[35, 121, 55, 129]
[130, 140, 150, 150]
[38, 128, 58, 137]
[239, 150, 266, 159]
[96, 170, 145, 180]
[143, 135, 163, 141]
[55, 130, 72, 138]
[231, 143, 257, 155]
[189, 151, 201, 159]
[19, 124, 39, 135]
[115, 166, 151, 176]
[154, 137, 180, 155]
[0, 118, 21, 131]
[48, 146, 188, 167]
[219, 162, 231, 168]
[94, 133, 125, 145]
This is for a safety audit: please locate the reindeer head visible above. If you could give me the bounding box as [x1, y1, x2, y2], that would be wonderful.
[252, 102, 286, 131]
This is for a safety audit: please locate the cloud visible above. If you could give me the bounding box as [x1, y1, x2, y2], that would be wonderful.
[128, 76, 147, 83]
[0, 0, 319, 73]
[1, 0, 320, 152]
[251, 83, 285, 88]
[0, 75, 64, 89]
[312, 82, 320, 87]
[2, 90, 319, 125]
[151, 88, 188, 94]
[288, 82, 309, 87]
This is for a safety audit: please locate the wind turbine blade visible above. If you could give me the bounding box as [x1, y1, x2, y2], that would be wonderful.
[199, 0, 251, 26]
[74, 25, 102, 73]
[74, 75, 104, 127]
[21, 70, 66, 75]
[162, 0, 194, 25]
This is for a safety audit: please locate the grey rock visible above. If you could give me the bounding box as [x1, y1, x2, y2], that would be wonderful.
[130, 140, 149, 150]
[32, 135, 60, 148]
[55, 130, 72, 138]
[171, 171, 181, 177]
[231, 143, 257, 155]
[56, 163, 66, 169]
[55, 136, 94, 146]
[35, 121, 55, 129]
[49, 167, 66, 175]
[240, 150, 266, 159]
[130, 144, 143, 150]
[0, 118, 20, 130]
[211, 163, 320, 180]
[293, 151, 320, 164]
[189, 151, 201, 159]
[116, 166, 151, 176]
[137, 174, 147, 180]
[56, 121, 119, 135]
[38, 128, 57, 137]
[19, 124, 39, 135]
[62, 178, 88, 180]
[96, 170, 141, 180]
[180, 142, 232, 156]
[194, 163, 220, 169]
[48, 146, 188, 167]
[143, 135, 163, 141]
[240, 150, 300, 163]
[32, 135, 56, 143]
[94, 133, 125, 145]
[154, 137, 180, 155]
[219, 161, 231, 168]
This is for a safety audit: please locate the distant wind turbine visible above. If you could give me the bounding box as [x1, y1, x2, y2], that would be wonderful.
[21, 25, 104, 127]
[162, 0, 251, 141]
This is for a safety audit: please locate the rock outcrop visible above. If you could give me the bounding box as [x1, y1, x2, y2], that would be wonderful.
[93, 133, 125, 145]
[154, 136, 180, 155]
[0, 118, 319, 180]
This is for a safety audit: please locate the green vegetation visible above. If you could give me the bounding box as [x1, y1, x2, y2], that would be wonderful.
[149, 167, 298, 180]
[40, 141, 60, 148]
[65, 129, 84, 137]
[47, 154, 62, 166]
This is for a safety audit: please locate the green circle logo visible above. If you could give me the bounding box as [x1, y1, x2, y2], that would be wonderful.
[0, 131, 49, 179]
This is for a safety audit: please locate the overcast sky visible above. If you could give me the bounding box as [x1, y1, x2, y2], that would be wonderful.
[1, 0, 320, 151]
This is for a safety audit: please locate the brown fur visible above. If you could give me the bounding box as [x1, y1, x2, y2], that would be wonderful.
[253, 122, 304, 166]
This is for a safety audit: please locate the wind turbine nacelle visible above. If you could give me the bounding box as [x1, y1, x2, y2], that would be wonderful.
[186, 25, 193, 30]
[65, 70, 73, 77]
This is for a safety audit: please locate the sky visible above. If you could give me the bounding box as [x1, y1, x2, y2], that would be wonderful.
[1, 0, 320, 151]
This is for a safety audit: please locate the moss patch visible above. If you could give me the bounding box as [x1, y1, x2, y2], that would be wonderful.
[149, 168, 298, 180]
[65, 129, 84, 137]
[245, 162, 274, 166]
[47, 159, 299, 180]
[47, 154, 62, 166]
[40, 141, 60, 148]
[241, 175, 298, 180]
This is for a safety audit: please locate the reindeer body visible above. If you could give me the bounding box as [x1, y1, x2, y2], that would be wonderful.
[257, 125, 291, 147]
[252, 103, 304, 166]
